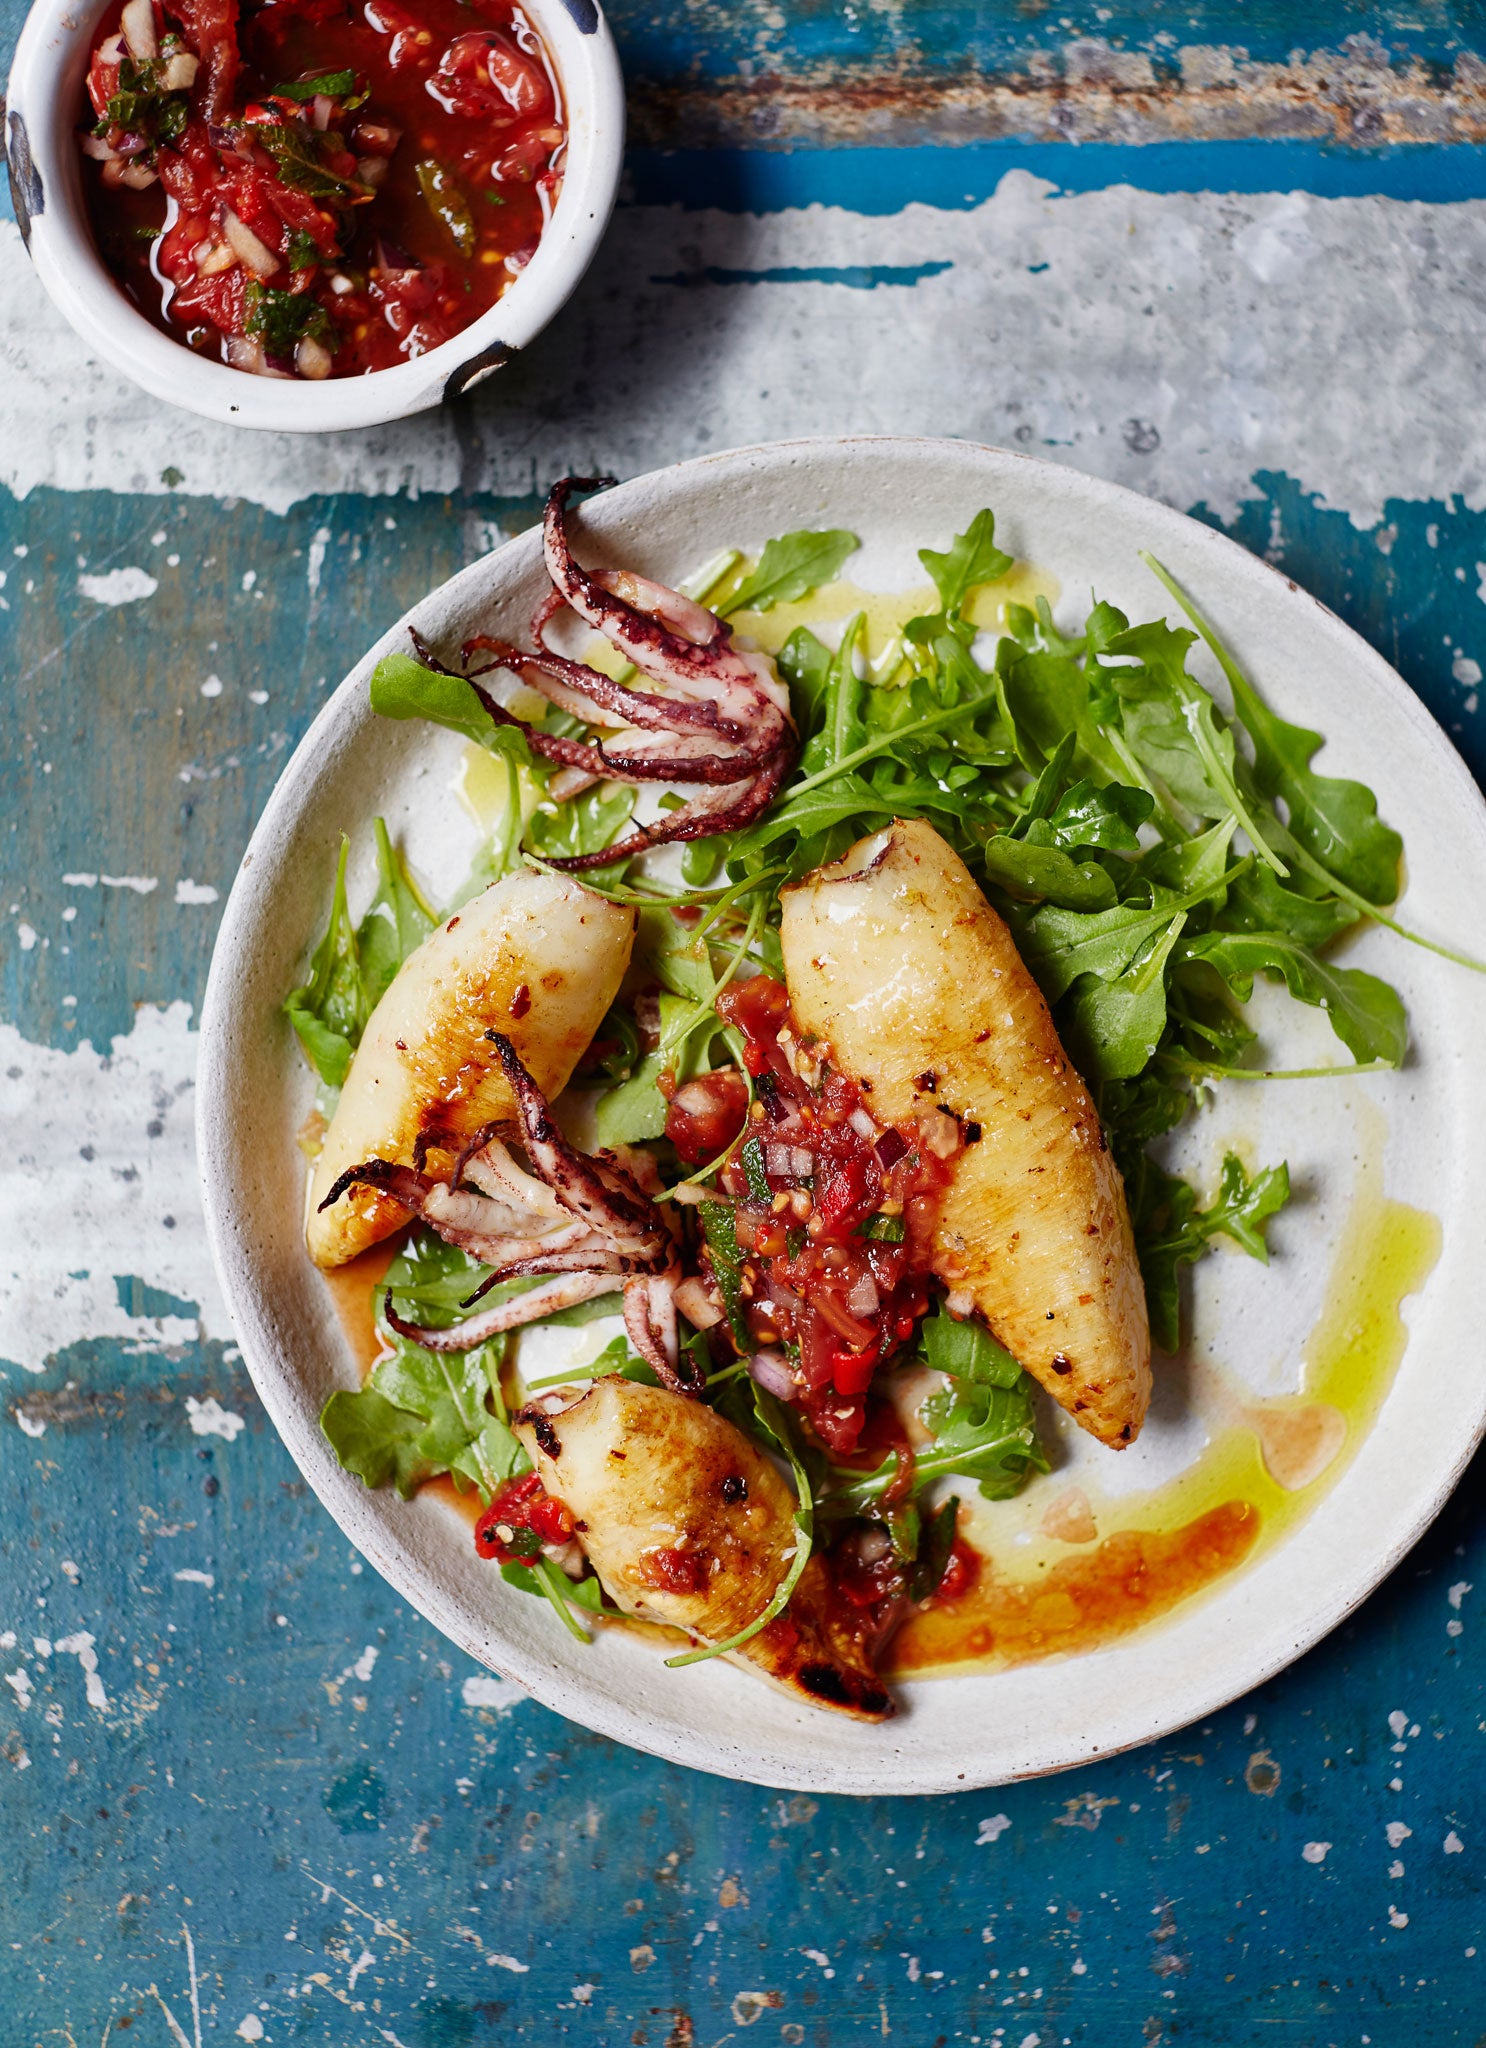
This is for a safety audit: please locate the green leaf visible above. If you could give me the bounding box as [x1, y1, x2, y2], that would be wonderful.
[983, 835, 1117, 910]
[1181, 929, 1408, 1067]
[1022, 873, 1234, 1003]
[274, 67, 359, 99]
[1222, 862, 1358, 951]
[244, 283, 333, 356]
[1141, 553, 1401, 905]
[698, 1200, 751, 1351]
[283, 834, 365, 1086]
[1040, 777, 1153, 853]
[720, 529, 858, 616]
[320, 1386, 432, 1497]
[416, 157, 476, 258]
[256, 120, 363, 199]
[356, 818, 435, 1011]
[527, 783, 636, 865]
[918, 509, 1014, 622]
[1063, 910, 1188, 1084]
[908, 1496, 960, 1603]
[1127, 1153, 1292, 1353]
[370, 652, 530, 758]
[918, 1304, 1024, 1388]
[774, 627, 835, 743]
[915, 1376, 1048, 1501]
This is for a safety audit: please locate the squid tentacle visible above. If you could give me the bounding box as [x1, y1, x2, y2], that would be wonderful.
[383, 1272, 624, 1352]
[541, 478, 785, 739]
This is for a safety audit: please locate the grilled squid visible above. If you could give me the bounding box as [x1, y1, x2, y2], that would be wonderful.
[319, 1036, 698, 1395]
[514, 1377, 893, 1720]
[305, 868, 634, 1268]
[418, 477, 797, 867]
[781, 819, 1152, 1449]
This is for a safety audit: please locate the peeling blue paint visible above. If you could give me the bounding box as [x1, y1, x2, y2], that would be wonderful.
[651, 259, 954, 290]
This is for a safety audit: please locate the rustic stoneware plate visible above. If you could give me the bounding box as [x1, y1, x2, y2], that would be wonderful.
[198, 436, 1486, 1794]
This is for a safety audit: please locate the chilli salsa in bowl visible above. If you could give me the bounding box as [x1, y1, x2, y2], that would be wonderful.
[80, 0, 566, 380]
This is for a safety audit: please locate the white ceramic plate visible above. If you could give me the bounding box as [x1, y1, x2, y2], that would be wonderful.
[198, 436, 1486, 1794]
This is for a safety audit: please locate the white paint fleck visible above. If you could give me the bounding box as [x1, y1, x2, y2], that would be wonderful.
[1449, 1581, 1472, 1610]
[1302, 1841, 1331, 1864]
[977, 1814, 1013, 1844]
[186, 1396, 245, 1441]
[0, 1633, 14, 1649]
[307, 527, 331, 592]
[352, 1645, 379, 1682]
[5, 187, 1486, 527]
[571, 1984, 594, 2004]
[1452, 652, 1483, 687]
[461, 1673, 526, 1711]
[249, 690, 269, 705]
[1388, 1906, 1409, 1929]
[1386, 1821, 1413, 1848]
[62, 872, 98, 887]
[905, 1957, 921, 1982]
[347, 1949, 375, 1992]
[0, 1011, 224, 1368]
[173, 1569, 216, 1588]
[5, 1670, 33, 1710]
[174, 879, 220, 905]
[488, 1954, 529, 1973]
[1388, 1710, 1409, 1738]
[55, 1631, 108, 1712]
[1446, 1830, 1465, 1854]
[33, 1638, 51, 1657]
[802, 1948, 835, 1978]
[60, 1560, 79, 1583]
[16, 923, 37, 952]
[1071, 1958, 1087, 1976]
[235, 2019, 265, 2042]
[242, 570, 257, 593]
[78, 566, 158, 606]
[200, 674, 224, 698]
[1447, 1619, 1464, 1637]
[14, 1407, 45, 1437]
[100, 874, 159, 894]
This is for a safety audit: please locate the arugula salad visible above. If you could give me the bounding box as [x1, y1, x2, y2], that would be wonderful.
[283, 479, 1469, 1715]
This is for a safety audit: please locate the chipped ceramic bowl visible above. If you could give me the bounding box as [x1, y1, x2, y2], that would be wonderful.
[198, 437, 1486, 1792]
[4, 0, 623, 432]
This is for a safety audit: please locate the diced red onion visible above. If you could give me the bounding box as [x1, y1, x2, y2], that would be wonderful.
[673, 1276, 722, 1330]
[311, 94, 335, 132]
[747, 1348, 796, 1400]
[79, 134, 117, 161]
[295, 334, 333, 381]
[195, 238, 235, 276]
[356, 154, 390, 189]
[846, 1270, 879, 1318]
[116, 161, 158, 190]
[848, 1107, 879, 1140]
[97, 31, 125, 64]
[223, 209, 279, 278]
[922, 1110, 963, 1161]
[120, 0, 157, 60]
[765, 1142, 813, 1179]
[874, 1129, 908, 1170]
[159, 49, 198, 90]
[224, 334, 267, 375]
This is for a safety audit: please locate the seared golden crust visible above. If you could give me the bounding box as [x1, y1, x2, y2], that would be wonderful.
[515, 1378, 892, 1719]
[306, 871, 635, 1268]
[780, 819, 1151, 1449]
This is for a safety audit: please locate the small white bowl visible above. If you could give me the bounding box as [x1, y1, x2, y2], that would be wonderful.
[4, 0, 624, 431]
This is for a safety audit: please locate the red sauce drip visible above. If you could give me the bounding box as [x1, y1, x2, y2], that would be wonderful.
[710, 974, 951, 1455]
[81, 0, 564, 377]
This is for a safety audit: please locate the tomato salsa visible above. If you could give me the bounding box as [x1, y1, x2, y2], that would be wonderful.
[80, 0, 565, 377]
[684, 974, 957, 1457]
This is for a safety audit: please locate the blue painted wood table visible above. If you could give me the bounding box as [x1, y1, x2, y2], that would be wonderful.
[4, 2, 1486, 2041]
